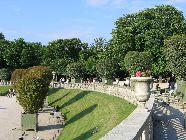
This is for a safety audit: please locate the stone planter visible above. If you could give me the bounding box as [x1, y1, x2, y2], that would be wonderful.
[21, 113, 37, 131]
[130, 77, 153, 108]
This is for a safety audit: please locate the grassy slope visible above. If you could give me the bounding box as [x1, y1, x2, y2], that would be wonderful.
[48, 89, 136, 140]
[0, 86, 10, 96]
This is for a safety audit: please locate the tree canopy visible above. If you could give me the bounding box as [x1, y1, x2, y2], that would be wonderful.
[164, 34, 186, 80]
[111, 5, 186, 74]
[0, 5, 186, 81]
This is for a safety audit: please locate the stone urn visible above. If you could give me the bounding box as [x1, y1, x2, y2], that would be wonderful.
[130, 77, 153, 108]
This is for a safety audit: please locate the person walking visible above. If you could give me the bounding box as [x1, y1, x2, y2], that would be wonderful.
[8, 88, 13, 98]
[168, 74, 176, 90]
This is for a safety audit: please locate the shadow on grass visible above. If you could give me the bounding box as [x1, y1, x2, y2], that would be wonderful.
[72, 127, 97, 140]
[60, 91, 91, 109]
[0, 91, 8, 96]
[65, 104, 97, 126]
[47, 88, 61, 96]
[49, 92, 70, 106]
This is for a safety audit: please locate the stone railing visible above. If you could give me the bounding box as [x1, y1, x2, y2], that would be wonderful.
[52, 82, 155, 140]
[0, 81, 12, 86]
[52, 82, 137, 105]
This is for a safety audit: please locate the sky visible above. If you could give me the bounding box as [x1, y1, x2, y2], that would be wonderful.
[0, 0, 186, 45]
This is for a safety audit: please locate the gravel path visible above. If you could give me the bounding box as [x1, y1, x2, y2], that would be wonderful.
[0, 96, 63, 140]
[0, 96, 23, 140]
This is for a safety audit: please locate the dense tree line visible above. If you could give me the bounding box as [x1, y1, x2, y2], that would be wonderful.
[0, 5, 185, 82]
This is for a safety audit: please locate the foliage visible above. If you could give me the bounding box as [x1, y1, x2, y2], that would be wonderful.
[11, 69, 28, 84]
[20, 42, 43, 68]
[164, 34, 186, 80]
[66, 62, 86, 79]
[0, 68, 11, 81]
[48, 89, 136, 140]
[3, 38, 43, 69]
[111, 5, 186, 74]
[0, 39, 9, 68]
[79, 37, 110, 78]
[96, 58, 119, 78]
[0, 32, 5, 40]
[15, 66, 52, 113]
[124, 51, 153, 76]
[42, 38, 87, 74]
[84, 56, 97, 77]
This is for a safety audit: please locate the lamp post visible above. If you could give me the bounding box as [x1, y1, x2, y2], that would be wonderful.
[51, 71, 57, 88]
[52, 71, 56, 81]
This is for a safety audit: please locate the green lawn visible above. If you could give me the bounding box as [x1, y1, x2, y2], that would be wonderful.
[0, 86, 11, 96]
[48, 88, 136, 140]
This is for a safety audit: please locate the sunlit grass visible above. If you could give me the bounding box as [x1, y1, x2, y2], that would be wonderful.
[48, 88, 136, 140]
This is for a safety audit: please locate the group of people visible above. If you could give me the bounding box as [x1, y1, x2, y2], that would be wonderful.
[60, 77, 66, 84]
[7, 88, 16, 97]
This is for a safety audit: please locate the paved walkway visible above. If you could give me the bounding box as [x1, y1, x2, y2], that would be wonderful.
[153, 97, 186, 140]
[0, 96, 63, 140]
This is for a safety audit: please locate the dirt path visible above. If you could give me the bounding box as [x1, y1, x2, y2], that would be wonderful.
[0, 96, 63, 140]
[0, 96, 23, 140]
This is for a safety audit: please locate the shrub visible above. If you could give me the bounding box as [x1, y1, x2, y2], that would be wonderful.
[124, 51, 153, 76]
[164, 34, 186, 80]
[15, 66, 52, 113]
[0, 68, 11, 81]
[11, 69, 28, 84]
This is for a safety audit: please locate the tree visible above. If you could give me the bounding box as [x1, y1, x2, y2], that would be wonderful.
[20, 42, 43, 68]
[3, 38, 43, 69]
[0, 32, 5, 40]
[111, 5, 186, 75]
[66, 62, 86, 79]
[124, 51, 153, 76]
[42, 38, 87, 74]
[3, 39, 26, 69]
[164, 34, 186, 80]
[84, 56, 98, 77]
[0, 68, 11, 81]
[0, 39, 9, 68]
[96, 58, 119, 79]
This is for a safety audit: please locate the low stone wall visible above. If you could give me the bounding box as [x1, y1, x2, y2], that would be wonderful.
[0, 81, 12, 86]
[56, 83, 137, 105]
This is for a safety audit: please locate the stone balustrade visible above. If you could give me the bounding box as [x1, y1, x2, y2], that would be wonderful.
[54, 82, 137, 105]
[52, 82, 155, 140]
[0, 81, 12, 86]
